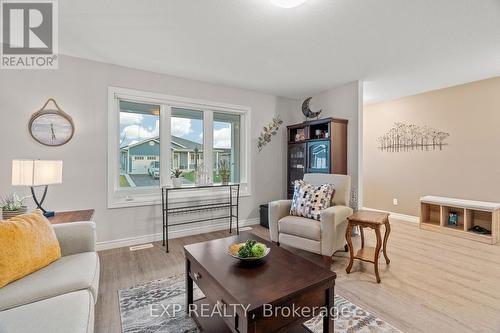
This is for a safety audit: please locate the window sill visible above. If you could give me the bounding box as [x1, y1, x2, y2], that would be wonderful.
[107, 187, 251, 209]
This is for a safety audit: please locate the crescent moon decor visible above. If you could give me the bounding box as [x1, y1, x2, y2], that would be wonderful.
[302, 97, 322, 120]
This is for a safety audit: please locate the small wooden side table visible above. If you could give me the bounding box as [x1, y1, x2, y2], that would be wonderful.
[345, 210, 391, 283]
[47, 209, 95, 224]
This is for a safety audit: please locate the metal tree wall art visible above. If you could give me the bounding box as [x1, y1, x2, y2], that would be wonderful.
[378, 122, 450, 152]
[257, 116, 284, 152]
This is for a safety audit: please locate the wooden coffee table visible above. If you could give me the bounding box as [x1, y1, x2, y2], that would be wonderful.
[184, 232, 336, 333]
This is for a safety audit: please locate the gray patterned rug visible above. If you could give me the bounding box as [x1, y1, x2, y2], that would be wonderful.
[118, 275, 401, 333]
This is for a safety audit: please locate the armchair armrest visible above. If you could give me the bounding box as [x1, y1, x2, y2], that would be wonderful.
[320, 205, 353, 256]
[53, 221, 96, 256]
[268, 200, 292, 242]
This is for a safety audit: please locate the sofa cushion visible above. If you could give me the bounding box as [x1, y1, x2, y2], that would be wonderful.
[0, 210, 61, 288]
[303, 174, 351, 207]
[290, 180, 335, 221]
[279, 215, 321, 241]
[279, 233, 321, 254]
[0, 290, 94, 333]
[0, 252, 99, 311]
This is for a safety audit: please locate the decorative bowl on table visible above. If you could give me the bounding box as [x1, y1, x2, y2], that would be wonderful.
[228, 240, 270, 261]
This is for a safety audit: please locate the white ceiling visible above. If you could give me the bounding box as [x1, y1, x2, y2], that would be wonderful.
[60, 0, 500, 103]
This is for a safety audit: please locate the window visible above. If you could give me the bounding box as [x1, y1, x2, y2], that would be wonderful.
[213, 112, 240, 183]
[119, 101, 160, 188]
[171, 108, 203, 185]
[108, 87, 250, 208]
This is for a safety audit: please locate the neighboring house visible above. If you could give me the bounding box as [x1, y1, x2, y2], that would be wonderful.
[170, 136, 204, 170]
[120, 138, 160, 174]
[120, 136, 231, 174]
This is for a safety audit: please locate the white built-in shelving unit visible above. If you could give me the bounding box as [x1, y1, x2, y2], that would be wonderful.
[420, 196, 500, 244]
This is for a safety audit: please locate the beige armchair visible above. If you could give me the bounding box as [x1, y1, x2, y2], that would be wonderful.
[269, 174, 353, 263]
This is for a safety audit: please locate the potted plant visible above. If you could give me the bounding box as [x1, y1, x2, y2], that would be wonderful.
[171, 168, 183, 188]
[218, 160, 231, 185]
[1, 194, 28, 220]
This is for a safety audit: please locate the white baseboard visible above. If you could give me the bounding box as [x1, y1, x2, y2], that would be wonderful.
[362, 207, 419, 224]
[96, 218, 260, 251]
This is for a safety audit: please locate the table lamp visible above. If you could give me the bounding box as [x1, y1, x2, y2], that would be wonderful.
[12, 160, 63, 217]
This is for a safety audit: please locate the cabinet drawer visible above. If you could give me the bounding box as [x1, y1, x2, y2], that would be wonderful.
[188, 259, 242, 332]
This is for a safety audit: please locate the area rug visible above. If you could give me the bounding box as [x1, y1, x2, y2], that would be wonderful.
[118, 275, 401, 333]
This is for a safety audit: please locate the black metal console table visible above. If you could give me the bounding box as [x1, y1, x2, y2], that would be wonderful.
[161, 183, 240, 252]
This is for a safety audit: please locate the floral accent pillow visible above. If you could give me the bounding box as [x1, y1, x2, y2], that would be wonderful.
[290, 180, 336, 221]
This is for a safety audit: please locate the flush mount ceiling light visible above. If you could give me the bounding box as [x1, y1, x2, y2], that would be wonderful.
[270, 0, 309, 9]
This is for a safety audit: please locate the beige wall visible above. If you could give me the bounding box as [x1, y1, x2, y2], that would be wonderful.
[363, 77, 500, 217]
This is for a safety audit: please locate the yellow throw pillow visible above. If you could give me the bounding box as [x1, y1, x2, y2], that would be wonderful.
[0, 210, 61, 288]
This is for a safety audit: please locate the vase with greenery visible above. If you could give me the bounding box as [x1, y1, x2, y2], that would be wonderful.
[218, 160, 231, 185]
[171, 168, 183, 188]
[1, 194, 28, 220]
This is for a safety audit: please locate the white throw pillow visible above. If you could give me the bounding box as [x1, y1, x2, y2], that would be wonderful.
[290, 180, 336, 221]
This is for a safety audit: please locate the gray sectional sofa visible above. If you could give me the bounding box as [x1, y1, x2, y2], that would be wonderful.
[0, 221, 99, 333]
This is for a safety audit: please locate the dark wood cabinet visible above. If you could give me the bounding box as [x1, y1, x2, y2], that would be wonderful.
[287, 118, 348, 198]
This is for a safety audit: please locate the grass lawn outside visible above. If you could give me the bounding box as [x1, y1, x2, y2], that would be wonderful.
[182, 171, 222, 183]
[212, 171, 221, 183]
[119, 175, 130, 187]
[183, 171, 195, 183]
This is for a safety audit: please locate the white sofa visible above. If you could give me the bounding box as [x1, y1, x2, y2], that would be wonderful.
[0, 222, 99, 333]
[269, 174, 353, 262]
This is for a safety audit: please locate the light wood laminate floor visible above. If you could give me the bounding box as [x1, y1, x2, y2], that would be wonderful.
[96, 220, 500, 333]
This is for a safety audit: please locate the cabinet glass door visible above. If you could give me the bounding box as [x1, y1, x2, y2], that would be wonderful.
[288, 143, 306, 198]
[307, 140, 330, 173]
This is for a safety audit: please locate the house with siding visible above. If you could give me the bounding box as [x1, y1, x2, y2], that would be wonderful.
[120, 136, 231, 175]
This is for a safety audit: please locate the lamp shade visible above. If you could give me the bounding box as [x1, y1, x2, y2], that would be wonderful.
[12, 160, 63, 186]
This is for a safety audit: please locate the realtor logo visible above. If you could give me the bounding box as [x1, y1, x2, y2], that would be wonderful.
[1, 0, 58, 69]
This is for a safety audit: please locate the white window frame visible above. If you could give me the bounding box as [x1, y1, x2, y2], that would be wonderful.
[107, 87, 251, 208]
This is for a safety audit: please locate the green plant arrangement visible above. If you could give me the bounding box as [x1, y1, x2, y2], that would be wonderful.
[1, 193, 26, 211]
[171, 168, 183, 178]
[218, 160, 231, 185]
[1, 194, 29, 220]
[171, 168, 183, 188]
[257, 116, 283, 152]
